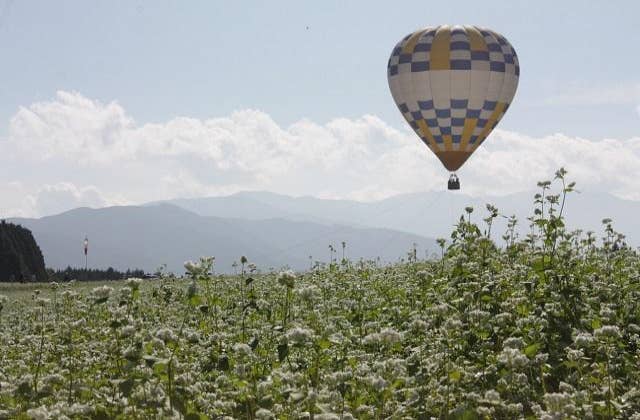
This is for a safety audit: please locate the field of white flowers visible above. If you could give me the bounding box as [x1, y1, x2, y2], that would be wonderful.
[1, 170, 640, 419]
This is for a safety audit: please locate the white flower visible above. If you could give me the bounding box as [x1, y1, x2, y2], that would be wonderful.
[184, 260, 199, 272]
[594, 325, 621, 340]
[26, 406, 49, 420]
[66, 404, 92, 416]
[298, 285, 319, 302]
[185, 330, 200, 343]
[155, 328, 177, 343]
[379, 327, 402, 344]
[503, 337, 525, 349]
[416, 270, 429, 280]
[566, 348, 584, 361]
[91, 285, 113, 301]
[316, 414, 340, 420]
[121, 325, 136, 337]
[255, 408, 274, 419]
[234, 343, 253, 356]
[35, 297, 50, 306]
[126, 277, 142, 289]
[184, 256, 214, 276]
[574, 332, 594, 347]
[410, 319, 428, 333]
[370, 375, 388, 392]
[534, 353, 549, 364]
[257, 379, 273, 393]
[71, 318, 86, 328]
[123, 345, 140, 360]
[483, 390, 502, 405]
[43, 374, 64, 386]
[476, 406, 493, 416]
[444, 318, 463, 330]
[363, 333, 380, 345]
[498, 348, 529, 369]
[277, 270, 296, 288]
[286, 327, 313, 345]
[433, 303, 449, 316]
[543, 392, 575, 414]
[119, 286, 133, 299]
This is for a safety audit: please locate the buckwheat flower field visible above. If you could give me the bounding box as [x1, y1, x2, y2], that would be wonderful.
[1, 174, 640, 419]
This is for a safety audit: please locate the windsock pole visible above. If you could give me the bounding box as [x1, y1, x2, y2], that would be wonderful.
[83, 237, 89, 271]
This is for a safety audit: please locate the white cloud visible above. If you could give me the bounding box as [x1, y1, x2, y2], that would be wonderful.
[31, 183, 113, 216]
[0, 181, 116, 218]
[545, 82, 640, 106]
[2, 90, 640, 218]
[0, 182, 34, 219]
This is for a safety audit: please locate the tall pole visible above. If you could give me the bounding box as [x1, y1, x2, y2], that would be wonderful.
[83, 237, 89, 272]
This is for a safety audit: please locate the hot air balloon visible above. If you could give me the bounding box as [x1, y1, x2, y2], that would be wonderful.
[387, 25, 519, 190]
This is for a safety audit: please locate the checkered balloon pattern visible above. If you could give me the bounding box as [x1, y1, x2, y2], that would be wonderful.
[387, 25, 519, 171]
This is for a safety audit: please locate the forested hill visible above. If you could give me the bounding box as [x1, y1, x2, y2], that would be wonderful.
[0, 220, 47, 282]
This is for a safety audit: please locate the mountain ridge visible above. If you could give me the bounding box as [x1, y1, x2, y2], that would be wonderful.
[153, 189, 638, 244]
[9, 204, 436, 274]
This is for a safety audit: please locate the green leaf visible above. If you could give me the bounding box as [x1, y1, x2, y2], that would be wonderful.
[143, 355, 157, 367]
[118, 378, 135, 397]
[217, 354, 229, 371]
[524, 343, 540, 358]
[189, 294, 202, 306]
[185, 413, 208, 420]
[448, 370, 462, 382]
[153, 359, 169, 380]
[93, 407, 110, 420]
[451, 407, 478, 420]
[15, 380, 32, 398]
[317, 337, 331, 350]
[172, 393, 187, 415]
[249, 336, 259, 350]
[277, 343, 289, 362]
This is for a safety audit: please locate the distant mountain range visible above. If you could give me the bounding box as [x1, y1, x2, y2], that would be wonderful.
[9, 204, 435, 274]
[158, 190, 640, 245]
[8, 188, 638, 275]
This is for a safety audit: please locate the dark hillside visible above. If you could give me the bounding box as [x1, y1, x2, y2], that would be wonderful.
[0, 220, 47, 282]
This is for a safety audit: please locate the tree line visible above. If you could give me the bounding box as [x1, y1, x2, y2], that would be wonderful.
[47, 266, 147, 282]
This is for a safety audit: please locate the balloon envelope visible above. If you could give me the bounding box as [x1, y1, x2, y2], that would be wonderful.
[387, 25, 519, 171]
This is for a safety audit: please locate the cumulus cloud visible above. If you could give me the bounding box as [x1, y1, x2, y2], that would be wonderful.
[0, 181, 114, 219]
[31, 183, 112, 216]
[1, 90, 640, 217]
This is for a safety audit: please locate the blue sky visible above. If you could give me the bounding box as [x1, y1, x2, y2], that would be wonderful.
[1, 1, 638, 138]
[1, 1, 640, 217]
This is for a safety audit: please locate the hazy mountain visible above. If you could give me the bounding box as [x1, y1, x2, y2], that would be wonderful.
[159, 190, 640, 245]
[9, 204, 435, 274]
[7, 187, 636, 276]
